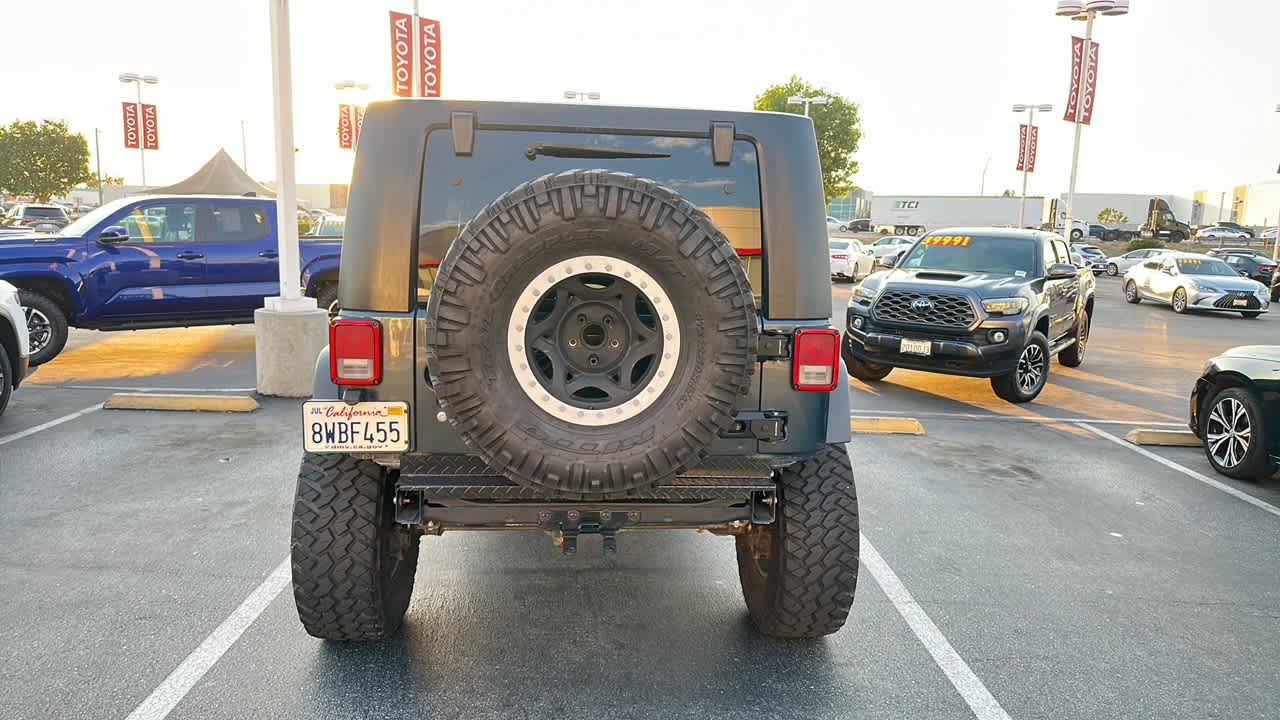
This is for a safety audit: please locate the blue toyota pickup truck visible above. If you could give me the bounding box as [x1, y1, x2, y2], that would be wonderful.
[0, 194, 341, 365]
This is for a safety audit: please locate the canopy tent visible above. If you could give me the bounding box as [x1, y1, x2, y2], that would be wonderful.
[145, 149, 275, 197]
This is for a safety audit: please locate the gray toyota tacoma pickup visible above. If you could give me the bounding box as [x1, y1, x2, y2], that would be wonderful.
[292, 100, 860, 641]
[843, 228, 1095, 403]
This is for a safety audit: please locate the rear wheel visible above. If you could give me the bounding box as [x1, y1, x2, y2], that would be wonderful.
[1106, 262, 1118, 276]
[291, 454, 420, 641]
[1058, 309, 1089, 367]
[0, 346, 12, 416]
[1124, 280, 1141, 303]
[1070, 229, 1083, 240]
[991, 331, 1049, 403]
[1201, 388, 1274, 480]
[314, 282, 338, 315]
[1172, 287, 1189, 314]
[18, 290, 67, 366]
[736, 444, 859, 639]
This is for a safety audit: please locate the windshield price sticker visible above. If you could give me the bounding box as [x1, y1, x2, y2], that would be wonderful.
[1177, 258, 1202, 266]
[922, 236, 971, 247]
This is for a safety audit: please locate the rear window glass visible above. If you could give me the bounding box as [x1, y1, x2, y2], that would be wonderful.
[26, 207, 65, 218]
[829, 241, 850, 250]
[899, 234, 1038, 276]
[416, 129, 762, 304]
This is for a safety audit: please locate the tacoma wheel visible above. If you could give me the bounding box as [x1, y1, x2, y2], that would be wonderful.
[1058, 309, 1089, 367]
[18, 290, 68, 366]
[736, 444, 859, 639]
[425, 170, 758, 497]
[1201, 388, 1273, 480]
[290, 454, 420, 641]
[991, 331, 1049, 403]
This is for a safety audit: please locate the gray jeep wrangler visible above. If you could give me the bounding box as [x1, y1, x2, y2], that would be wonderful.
[292, 100, 858, 641]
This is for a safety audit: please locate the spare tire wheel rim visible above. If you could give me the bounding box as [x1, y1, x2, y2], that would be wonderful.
[507, 254, 681, 426]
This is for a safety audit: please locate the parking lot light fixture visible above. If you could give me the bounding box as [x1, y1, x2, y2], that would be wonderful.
[119, 72, 158, 186]
[563, 90, 601, 103]
[787, 95, 829, 118]
[1012, 103, 1052, 227]
[1056, 1, 1084, 16]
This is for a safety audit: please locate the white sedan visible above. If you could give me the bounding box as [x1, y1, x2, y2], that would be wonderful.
[826, 216, 848, 233]
[868, 235, 916, 265]
[829, 239, 875, 281]
[1122, 252, 1269, 318]
[1196, 226, 1251, 242]
[1101, 247, 1173, 277]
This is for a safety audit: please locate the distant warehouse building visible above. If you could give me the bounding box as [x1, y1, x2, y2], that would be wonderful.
[1195, 180, 1280, 228]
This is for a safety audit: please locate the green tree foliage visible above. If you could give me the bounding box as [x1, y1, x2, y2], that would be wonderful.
[0, 120, 93, 200]
[753, 76, 861, 201]
[1000, 189, 1016, 197]
[1125, 237, 1163, 252]
[1098, 207, 1128, 225]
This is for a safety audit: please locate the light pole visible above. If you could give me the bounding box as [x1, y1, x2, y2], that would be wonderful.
[563, 90, 600, 103]
[1272, 104, 1280, 260]
[980, 157, 990, 196]
[94, 128, 104, 206]
[118, 72, 158, 186]
[1057, 0, 1128, 237]
[240, 119, 248, 172]
[1013, 103, 1053, 227]
[787, 94, 829, 117]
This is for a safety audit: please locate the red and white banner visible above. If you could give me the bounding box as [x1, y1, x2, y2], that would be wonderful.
[122, 102, 140, 149]
[140, 104, 159, 150]
[389, 11, 414, 97]
[353, 105, 365, 146]
[418, 17, 441, 97]
[1063, 36, 1100, 125]
[1016, 124, 1040, 172]
[338, 104, 354, 149]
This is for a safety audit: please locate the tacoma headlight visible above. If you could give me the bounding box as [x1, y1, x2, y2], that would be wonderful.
[981, 297, 1029, 316]
[851, 284, 878, 301]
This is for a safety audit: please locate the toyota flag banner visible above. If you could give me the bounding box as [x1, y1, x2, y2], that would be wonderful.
[338, 104, 354, 149]
[353, 105, 366, 146]
[122, 102, 140, 149]
[141, 104, 159, 150]
[389, 11, 413, 97]
[418, 17, 441, 97]
[1016, 124, 1040, 172]
[1063, 36, 1100, 125]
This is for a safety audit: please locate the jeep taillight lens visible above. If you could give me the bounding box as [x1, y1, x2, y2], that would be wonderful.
[330, 319, 382, 385]
[792, 328, 840, 391]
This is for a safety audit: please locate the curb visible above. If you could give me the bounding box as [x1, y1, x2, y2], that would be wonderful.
[850, 417, 925, 435]
[1124, 428, 1201, 447]
[103, 393, 260, 413]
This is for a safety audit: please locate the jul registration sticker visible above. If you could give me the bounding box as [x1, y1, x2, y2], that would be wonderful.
[303, 401, 409, 452]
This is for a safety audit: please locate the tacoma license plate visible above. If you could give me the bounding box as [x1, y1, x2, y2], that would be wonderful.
[303, 401, 409, 452]
[1232, 299, 1248, 307]
[899, 338, 932, 356]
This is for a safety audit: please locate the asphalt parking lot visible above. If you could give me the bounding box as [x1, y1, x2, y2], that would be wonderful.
[1, 276, 1277, 720]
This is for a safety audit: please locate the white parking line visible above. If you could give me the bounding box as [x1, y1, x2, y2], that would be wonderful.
[124, 558, 291, 720]
[851, 409, 1185, 428]
[861, 535, 1012, 720]
[1079, 423, 1280, 519]
[62, 384, 258, 393]
[0, 403, 103, 447]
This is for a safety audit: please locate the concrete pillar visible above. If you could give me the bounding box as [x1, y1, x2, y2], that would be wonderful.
[255, 298, 328, 397]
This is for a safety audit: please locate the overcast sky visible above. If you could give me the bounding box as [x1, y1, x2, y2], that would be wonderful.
[7, 0, 1278, 197]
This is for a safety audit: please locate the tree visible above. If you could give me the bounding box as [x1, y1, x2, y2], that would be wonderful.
[0, 120, 92, 200]
[1097, 207, 1128, 225]
[1001, 189, 1016, 197]
[101, 174, 125, 186]
[753, 76, 861, 201]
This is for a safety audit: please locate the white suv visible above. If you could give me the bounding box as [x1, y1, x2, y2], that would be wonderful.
[0, 280, 30, 416]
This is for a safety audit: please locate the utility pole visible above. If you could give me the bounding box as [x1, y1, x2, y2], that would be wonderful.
[980, 157, 990, 196]
[241, 119, 248, 172]
[94, 128, 104, 206]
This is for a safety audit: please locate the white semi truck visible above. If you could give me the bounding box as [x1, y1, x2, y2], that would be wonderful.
[869, 195, 1045, 236]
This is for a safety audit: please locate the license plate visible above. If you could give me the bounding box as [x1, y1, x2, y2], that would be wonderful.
[303, 401, 409, 452]
[900, 338, 932, 356]
[1232, 299, 1248, 307]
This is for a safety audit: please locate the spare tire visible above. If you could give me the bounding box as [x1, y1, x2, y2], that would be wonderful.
[425, 169, 758, 497]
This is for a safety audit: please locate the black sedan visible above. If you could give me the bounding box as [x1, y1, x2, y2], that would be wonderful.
[1190, 346, 1280, 480]
[1219, 252, 1276, 287]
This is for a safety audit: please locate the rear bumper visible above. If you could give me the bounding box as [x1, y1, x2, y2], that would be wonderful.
[843, 305, 1026, 378]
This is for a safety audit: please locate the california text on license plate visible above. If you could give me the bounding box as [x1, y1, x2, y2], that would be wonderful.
[303, 401, 409, 452]
[1232, 299, 1248, 307]
[900, 338, 931, 356]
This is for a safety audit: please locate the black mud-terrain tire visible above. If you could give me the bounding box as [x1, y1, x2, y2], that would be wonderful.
[0, 345, 12, 416]
[736, 444, 859, 639]
[314, 282, 338, 314]
[18, 289, 68, 366]
[290, 453, 420, 641]
[425, 170, 758, 497]
[1057, 308, 1089, 367]
[991, 331, 1050, 403]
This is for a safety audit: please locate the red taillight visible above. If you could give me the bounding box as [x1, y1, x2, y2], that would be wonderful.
[832, 254, 849, 261]
[329, 319, 382, 385]
[792, 328, 840, 391]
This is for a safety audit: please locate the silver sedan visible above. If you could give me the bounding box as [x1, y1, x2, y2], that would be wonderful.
[1122, 252, 1270, 318]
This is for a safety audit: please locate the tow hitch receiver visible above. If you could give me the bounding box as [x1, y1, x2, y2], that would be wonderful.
[539, 509, 635, 556]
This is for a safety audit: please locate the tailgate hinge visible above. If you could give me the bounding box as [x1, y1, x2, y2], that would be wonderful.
[757, 333, 790, 360]
[721, 410, 787, 443]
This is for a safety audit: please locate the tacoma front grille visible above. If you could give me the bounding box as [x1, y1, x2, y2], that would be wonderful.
[873, 290, 976, 328]
[1213, 292, 1261, 310]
